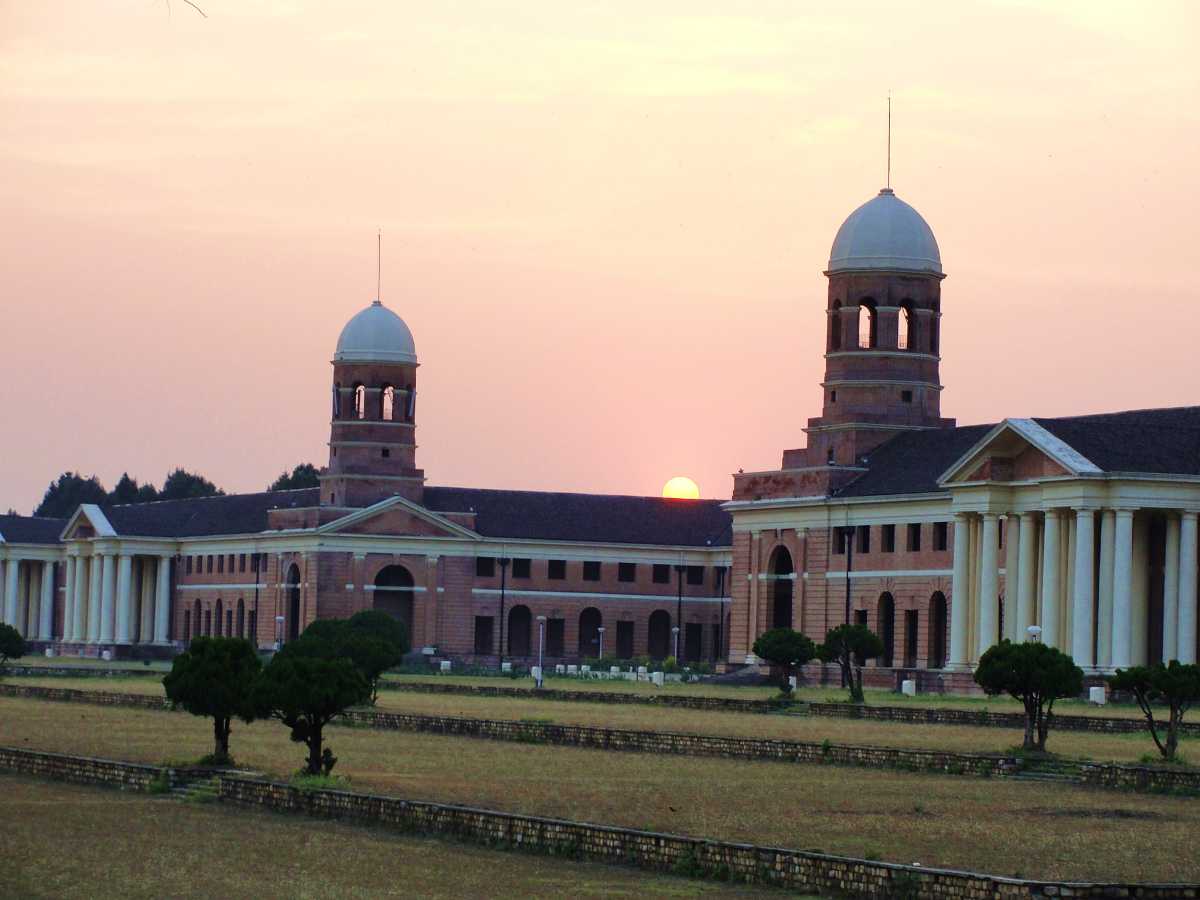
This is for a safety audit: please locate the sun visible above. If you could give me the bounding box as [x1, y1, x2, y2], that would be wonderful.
[661, 476, 700, 500]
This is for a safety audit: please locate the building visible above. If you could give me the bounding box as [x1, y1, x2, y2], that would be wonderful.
[1, 184, 1197, 680]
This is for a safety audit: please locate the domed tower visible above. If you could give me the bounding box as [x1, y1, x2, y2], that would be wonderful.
[802, 188, 955, 470]
[320, 300, 425, 508]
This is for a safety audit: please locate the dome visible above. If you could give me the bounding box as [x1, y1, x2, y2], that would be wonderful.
[334, 300, 418, 364]
[827, 188, 942, 275]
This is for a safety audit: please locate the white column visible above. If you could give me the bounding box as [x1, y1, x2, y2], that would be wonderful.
[1163, 515, 1181, 662]
[977, 514, 1000, 658]
[99, 553, 116, 643]
[1111, 509, 1135, 669]
[1071, 509, 1096, 668]
[63, 556, 77, 641]
[39, 561, 54, 640]
[948, 513, 971, 668]
[1003, 514, 1021, 642]
[87, 553, 103, 642]
[138, 560, 154, 643]
[1097, 511, 1115, 669]
[115, 554, 133, 643]
[154, 556, 172, 644]
[74, 557, 90, 642]
[3, 559, 18, 629]
[1178, 512, 1197, 665]
[1040, 510, 1061, 649]
[1017, 513, 1038, 639]
[22, 564, 37, 638]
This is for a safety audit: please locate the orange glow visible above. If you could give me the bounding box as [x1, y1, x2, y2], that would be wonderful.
[662, 476, 700, 500]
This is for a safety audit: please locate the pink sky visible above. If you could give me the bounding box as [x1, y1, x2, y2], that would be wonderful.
[2, 1, 1199, 515]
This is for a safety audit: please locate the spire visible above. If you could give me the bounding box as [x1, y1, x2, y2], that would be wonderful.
[373, 227, 382, 307]
[886, 91, 892, 190]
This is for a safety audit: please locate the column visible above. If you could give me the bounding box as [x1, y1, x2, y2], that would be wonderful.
[747, 531, 761, 658]
[1163, 515, 1181, 662]
[63, 556, 77, 641]
[87, 553, 103, 642]
[39, 561, 54, 640]
[74, 557, 90, 642]
[3, 558, 18, 628]
[139, 559, 155, 642]
[1003, 514, 1021, 642]
[948, 513, 971, 668]
[424, 555, 439, 650]
[153, 556, 172, 643]
[967, 516, 981, 662]
[115, 555, 134, 643]
[17, 563, 31, 636]
[1178, 512, 1197, 664]
[1040, 510, 1061, 649]
[1110, 509, 1135, 669]
[977, 514, 1000, 658]
[1071, 509, 1096, 668]
[1017, 512, 1039, 639]
[1097, 510, 1115, 669]
[99, 553, 116, 643]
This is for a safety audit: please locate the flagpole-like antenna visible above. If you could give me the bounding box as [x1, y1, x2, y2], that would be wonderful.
[376, 228, 382, 303]
[886, 92, 892, 189]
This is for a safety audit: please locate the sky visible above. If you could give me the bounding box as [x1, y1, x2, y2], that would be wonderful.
[2, 1, 1199, 515]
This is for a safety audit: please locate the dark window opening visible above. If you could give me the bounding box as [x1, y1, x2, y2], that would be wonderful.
[901, 390, 913, 403]
[475, 557, 495, 578]
[381, 448, 390, 458]
[217, 555, 224, 574]
[904, 609, 918, 668]
[616, 620, 635, 658]
[686, 565, 704, 586]
[934, 522, 949, 551]
[582, 561, 601, 581]
[618, 563, 636, 583]
[907, 523, 922, 552]
[827, 447, 836, 465]
[832, 528, 846, 555]
[546, 618, 565, 657]
[830, 390, 837, 403]
[857, 525, 871, 553]
[238, 554, 246, 573]
[186, 557, 193, 575]
[830, 301, 842, 350]
[473, 616, 494, 655]
[684, 622, 703, 662]
[511, 558, 531, 579]
[882, 524, 896, 553]
[206, 555, 213, 574]
[548, 559, 566, 580]
[652, 564, 670, 584]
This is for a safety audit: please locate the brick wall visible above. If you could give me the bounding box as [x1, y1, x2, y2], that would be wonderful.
[0, 746, 163, 791]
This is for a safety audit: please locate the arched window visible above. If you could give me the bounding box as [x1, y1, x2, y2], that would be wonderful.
[578, 607, 602, 657]
[769, 547, 794, 630]
[928, 592, 948, 669]
[507, 605, 532, 657]
[830, 301, 842, 351]
[332, 382, 342, 419]
[373, 564, 414, 641]
[877, 593, 895, 666]
[898, 304, 913, 350]
[647, 610, 672, 660]
[353, 383, 366, 420]
[381, 384, 395, 421]
[404, 383, 415, 421]
[858, 301, 877, 349]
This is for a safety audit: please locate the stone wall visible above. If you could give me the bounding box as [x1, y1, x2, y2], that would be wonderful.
[1080, 762, 1200, 794]
[4, 664, 160, 679]
[0, 682, 169, 709]
[380, 680, 779, 713]
[218, 775, 1199, 900]
[0, 746, 164, 791]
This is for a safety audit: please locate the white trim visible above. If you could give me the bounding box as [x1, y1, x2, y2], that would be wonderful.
[59, 504, 117, 541]
[825, 351, 940, 362]
[821, 379, 942, 390]
[317, 494, 481, 540]
[472, 587, 730, 605]
[823, 568, 953, 579]
[937, 418, 1102, 486]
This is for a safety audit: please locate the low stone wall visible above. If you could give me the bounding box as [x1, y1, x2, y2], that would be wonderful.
[4, 664, 161, 678]
[219, 775, 1198, 899]
[1080, 762, 1200, 794]
[0, 746, 164, 791]
[380, 680, 779, 713]
[0, 682, 170, 710]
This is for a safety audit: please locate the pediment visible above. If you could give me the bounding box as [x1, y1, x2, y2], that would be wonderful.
[317, 495, 478, 539]
[59, 504, 117, 541]
[940, 419, 1101, 486]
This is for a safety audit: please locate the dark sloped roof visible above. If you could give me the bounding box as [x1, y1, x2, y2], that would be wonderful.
[423, 486, 732, 547]
[834, 424, 997, 498]
[1034, 406, 1200, 477]
[0, 514, 68, 545]
[103, 488, 320, 538]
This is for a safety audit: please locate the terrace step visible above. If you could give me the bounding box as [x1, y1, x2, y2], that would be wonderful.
[1010, 771, 1080, 784]
[169, 774, 222, 802]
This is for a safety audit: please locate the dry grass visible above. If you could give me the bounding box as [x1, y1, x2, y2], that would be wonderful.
[0, 775, 776, 899]
[1, 696, 1198, 883]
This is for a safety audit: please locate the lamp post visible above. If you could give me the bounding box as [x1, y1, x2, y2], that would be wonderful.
[671, 626, 680, 661]
[841, 526, 854, 688]
[497, 553, 510, 671]
[536, 615, 547, 688]
[597, 625, 606, 661]
[674, 558, 686, 661]
[1026, 625, 1042, 643]
[274, 614, 285, 651]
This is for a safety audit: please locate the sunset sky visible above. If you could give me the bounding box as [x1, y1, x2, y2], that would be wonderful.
[2, 1, 1198, 515]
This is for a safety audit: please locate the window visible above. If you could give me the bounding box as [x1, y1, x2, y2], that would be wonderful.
[381, 384, 395, 421]
[618, 562, 636, 583]
[548, 559, 566, 580]
[228, 554, 235, 572]
[206, 555, 213, 574]
[238, 554, 246, 573]
[898, 304, 913, 350]
[381, 448, 390, 458]
[832, 528, 846, 555]
[907, 523, 922, 552]
[353, 383, 366, 419]
[546, 618, 565, 657]
[473, 616, 494, 655]
[830, 390, 837, 403]
[652, 564, 670, 584]
[186, 557, 193, 575]
[901, 390, 913, 403]
[583, 561, 601, 581]
[934, 521, 949, 551]
[475, 557, 495, 578]
[217, 555, 225, 574]
[404, 383, 415, 421]
[616, 620, 635, 658]
[511, 558, 531, 579]
[882, 524, 896, 553]
[686, 565, 704, 586]
[830, 300, 842, 350]
[858, 301, 876, 349]
[857, 525, 871, 553]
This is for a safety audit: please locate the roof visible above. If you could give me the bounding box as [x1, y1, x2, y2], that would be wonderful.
[335, 300, 417, 364]
[102, 488, 320, 538]
[423, 486, 732, 547]
[0, 514, 68, 545]
[834, 425, 996, 498]
[828, 188, 942, 275]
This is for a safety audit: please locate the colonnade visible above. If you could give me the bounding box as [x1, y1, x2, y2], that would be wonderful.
[949, 508, 1199, 672]
[0, 557, 56, 640]
[58, 551, 171, 645]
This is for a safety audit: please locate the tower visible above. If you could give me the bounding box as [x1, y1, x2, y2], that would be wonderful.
[320, 300, 425, 508]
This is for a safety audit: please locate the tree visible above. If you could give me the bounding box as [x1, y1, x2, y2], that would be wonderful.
[347, 609, 410, 654]
[293, 614, 407, 703]
[818, 624, 884, 703]
[1109, 661, 1200, 762]
[269, 463, 321, 492]
[159, 468, 224, 501]
[108, 472, 159, 505]
[33, 472, 108, 517]
[254, 650, 370, 775]
[752, 628, 817, 692]
[974, 640, 1083, 752]
[162, 637, 264, 765]
[0, 623, 26, 673]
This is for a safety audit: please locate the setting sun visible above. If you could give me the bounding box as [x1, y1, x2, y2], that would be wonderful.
[661, 476, 700, 500]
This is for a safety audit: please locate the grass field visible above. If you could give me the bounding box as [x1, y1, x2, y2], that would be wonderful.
[0, 775, 780, 899]
[7, 675, 1183, 764]
[2, 695, 1197, 883]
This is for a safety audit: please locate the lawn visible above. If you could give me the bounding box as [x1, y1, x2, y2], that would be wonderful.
[2, 696, 1198, 883]
[0, 775, 777, 899]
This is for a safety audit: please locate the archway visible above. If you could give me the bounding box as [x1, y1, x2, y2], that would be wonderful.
[878, 593, 895, 666]
[578, 607, 602, 657]
[769, 547, 794, 629]
[928, 592, 948, 668]
[647, 610, 671, 660]
[285, 564, 301, 642]
[507, 605, 531, 657]
[373, 565, 414, 642]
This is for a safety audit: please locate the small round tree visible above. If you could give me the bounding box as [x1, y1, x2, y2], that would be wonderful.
[0, 623, 26, 674]
[1109, 661, 1200, 762]
[974, 640, 1083, 753]
[347, 609, 410, 654]
[162, 636, 264, 765]
[297, 616, 406, 704]
[818, 623, 884, 704]
[752, 628, 817, 693]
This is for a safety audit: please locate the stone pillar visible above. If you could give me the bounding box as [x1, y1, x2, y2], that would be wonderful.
[977, 514, 1000, 658]
[20, 563, 35, 638]
[74, 557, 90, 642]
[1163, 515, 1181, 662]
[747, 531, 761, 659]
[154, 556, 172, 644]
[1178, 512, 1198, 665]
[115, 555, 134, 643]
[424, 555, 439, 649]
[1097, 510, 1115, 669]
[63, 555, 77, 641]
[1040, 510, 1061, 649]
[1017, 512, 1039, 640]
[948, 513, 970, 668]
[39, 561, 54, 640]
[3, 558, 18, 628]
[87, 553, 103, 643]
[1111, 509, 1135, 669]
[1003, 515, 1021, 642]
[139, 559, 155, 643]
[99, 553, 116, 643]
[1071, 509, 1096, 669]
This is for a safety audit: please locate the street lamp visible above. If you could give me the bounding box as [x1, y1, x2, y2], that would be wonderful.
[1026, 625, 1042, 643]
[596, 625, 606, 661]
[671, 626, 681, 661]
[274, 614, 285, 651]
[497, 554, 510, 671]
[674, 558, 686, 660]
[535, 615, 547, 688]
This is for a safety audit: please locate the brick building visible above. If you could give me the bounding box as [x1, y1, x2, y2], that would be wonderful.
[1, 184, 1198, 680]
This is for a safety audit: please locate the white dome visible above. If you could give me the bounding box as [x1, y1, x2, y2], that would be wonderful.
[334, 300, 418, 364]
[827, 188, 942, 275]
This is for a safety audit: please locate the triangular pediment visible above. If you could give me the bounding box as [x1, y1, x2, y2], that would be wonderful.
[317, 495, 479, 539]
[939, 418, 1102, 486]
[59, 503, 117, 541]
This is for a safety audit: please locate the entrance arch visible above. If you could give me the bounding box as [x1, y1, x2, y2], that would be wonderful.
[507, 605, 532, 657]
[578, 607, 602, 657]
[647, 610, 671, 660]
[928, 592, 948, 669]
[285, 564, 301, 642]
[769, 547, 794, 629]
[373, 565, 415, 642]
[877, 593, 895, 666]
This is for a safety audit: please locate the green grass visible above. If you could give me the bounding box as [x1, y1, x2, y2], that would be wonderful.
[2, 696, 1198, 883]
[0, 775, 777, 898]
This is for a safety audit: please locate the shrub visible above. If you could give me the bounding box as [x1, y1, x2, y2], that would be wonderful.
[818, 624, 884, 703]
[1110, 661, 1200, 762]
[752, 628, 816, 692]
[162, 637, 263, 765]
[0, 623, 25, 674]
[974, 640, 1083, 752]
